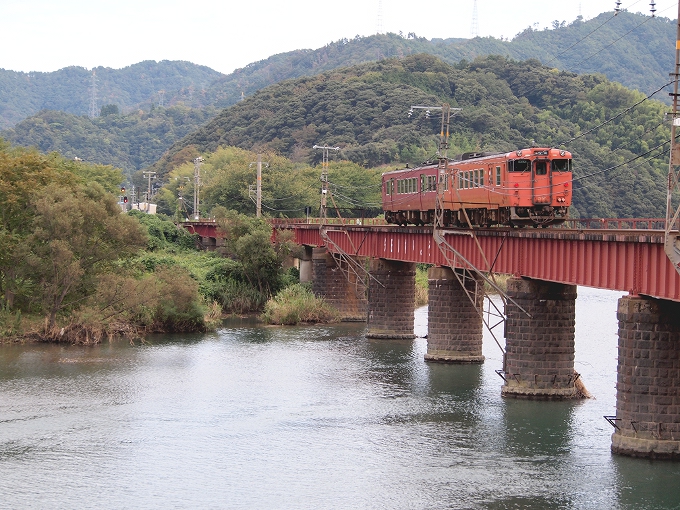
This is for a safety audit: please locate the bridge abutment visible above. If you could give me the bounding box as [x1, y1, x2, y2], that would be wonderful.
[366, 259, 416, 339]
[425, 267, 484, 363]
[299, 245, 313, 283]
[311, 247, 367, 321]
[502, 277, 581, 400]
[611, 295, 680, 459]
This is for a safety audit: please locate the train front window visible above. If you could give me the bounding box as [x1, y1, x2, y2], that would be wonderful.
[552, 159, 571, 173]
[535, 161, 547, 176]
[509, 159, 530, 173]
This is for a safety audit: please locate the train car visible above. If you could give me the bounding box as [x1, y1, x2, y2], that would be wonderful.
[382, 147, 572, 227]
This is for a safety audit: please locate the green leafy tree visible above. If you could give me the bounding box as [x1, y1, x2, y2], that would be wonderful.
[27, 183, 147, 330]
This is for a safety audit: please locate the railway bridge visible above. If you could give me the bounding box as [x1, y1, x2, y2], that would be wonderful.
[183, 218, 680, 460]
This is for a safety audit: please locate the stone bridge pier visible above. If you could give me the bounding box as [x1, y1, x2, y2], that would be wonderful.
[502, 277, 581, 400]
[611, 295, 680, 459]
[425, 267, 484, 363]
[366, 259, 416, 339]
[311, 247, 366, 321]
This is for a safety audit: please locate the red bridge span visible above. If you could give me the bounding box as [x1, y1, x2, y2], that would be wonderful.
[284, 222, 680, 302]
[183, 218, 680, 459]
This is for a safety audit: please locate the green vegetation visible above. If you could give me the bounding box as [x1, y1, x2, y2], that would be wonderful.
[1, 106, 217, 174]
[0, 143, 221, 343]
[262, 284, 339, 325]
[415, 264, 429, 308]
[156, 53, 669, 219]
[156, 146, 382, 219]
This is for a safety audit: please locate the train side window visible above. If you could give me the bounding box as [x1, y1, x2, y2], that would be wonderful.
[496, 166, 501, 186]
[479, 169, 484, 187]
[535, 161, 547, 176]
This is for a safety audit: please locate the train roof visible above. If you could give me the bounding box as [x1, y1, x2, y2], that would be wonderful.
[381, 147, 573, 177]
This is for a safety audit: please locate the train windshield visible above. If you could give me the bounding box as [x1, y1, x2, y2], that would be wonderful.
[552, 159, 572, 173]
[508, 159, 530, 173]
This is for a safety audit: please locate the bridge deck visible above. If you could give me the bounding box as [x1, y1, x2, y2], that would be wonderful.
[290, 224, 680, 302]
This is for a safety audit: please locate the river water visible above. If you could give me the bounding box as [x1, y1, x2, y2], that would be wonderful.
[1, 287, 679, 509]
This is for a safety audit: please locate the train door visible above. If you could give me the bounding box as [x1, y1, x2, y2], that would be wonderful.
[532, 159, 552, 205]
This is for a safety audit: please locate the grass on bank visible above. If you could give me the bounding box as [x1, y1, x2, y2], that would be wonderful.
[262, 284, 340, 325]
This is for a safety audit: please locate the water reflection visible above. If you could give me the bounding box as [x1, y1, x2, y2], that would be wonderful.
[613, 456, 680, 509]
[501, 399, 576, 458]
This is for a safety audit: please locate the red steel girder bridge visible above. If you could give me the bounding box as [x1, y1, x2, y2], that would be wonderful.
[284, 222, 680, 302]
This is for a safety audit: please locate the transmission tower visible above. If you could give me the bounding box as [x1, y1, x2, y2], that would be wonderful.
[158, 90, 165, 108]
[89, 70, 98, 119]
[377, 0, 384, 34]
[471, 0, 479, 38]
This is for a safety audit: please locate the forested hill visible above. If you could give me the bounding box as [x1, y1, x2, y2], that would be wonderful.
[203, 11, 676, 110]
[0, 10, 675, 131]
[0, 106, 217, 172]
[0, 60, 222, 130]
[154, 53, 670, 219]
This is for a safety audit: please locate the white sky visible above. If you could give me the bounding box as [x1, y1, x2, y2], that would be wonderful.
[1, 0, 675, 74]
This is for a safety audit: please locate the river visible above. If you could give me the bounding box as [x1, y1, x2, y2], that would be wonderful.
[1, 286, 679, 509]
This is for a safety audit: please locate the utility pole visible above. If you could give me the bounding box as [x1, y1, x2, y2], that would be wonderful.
[142, 170, 156, 204]
[408, 104, 461, 229]
[255, 154, 263, 218]
[665, 0, 680, 275]
[248, 155, 269, 218]
[313, 145, 340, 223]
[193, 157, 203, 220]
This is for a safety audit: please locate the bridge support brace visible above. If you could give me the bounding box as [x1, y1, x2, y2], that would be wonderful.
[502, 277, 582, 399]
[366, 259, 416, 339]
[611, 296, 680, 459]
[311, 247, 366, 321]
[425, 267, 484, 363]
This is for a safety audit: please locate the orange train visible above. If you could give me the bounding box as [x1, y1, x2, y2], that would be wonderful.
[382, 147, 573, 227]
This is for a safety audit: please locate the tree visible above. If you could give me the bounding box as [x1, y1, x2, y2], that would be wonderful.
[100, 104, 119, 116]
[27, 183, 147, 330]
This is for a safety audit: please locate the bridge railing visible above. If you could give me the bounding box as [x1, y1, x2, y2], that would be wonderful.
[270, 217, 666, 230]
[269, 217, 387, 226]
[559, 218, 665, 230]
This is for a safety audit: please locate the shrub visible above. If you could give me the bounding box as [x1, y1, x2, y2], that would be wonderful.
[262, 284, 339, 325]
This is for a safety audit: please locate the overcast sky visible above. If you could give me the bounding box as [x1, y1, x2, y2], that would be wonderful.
[1, 0, 674, 74]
